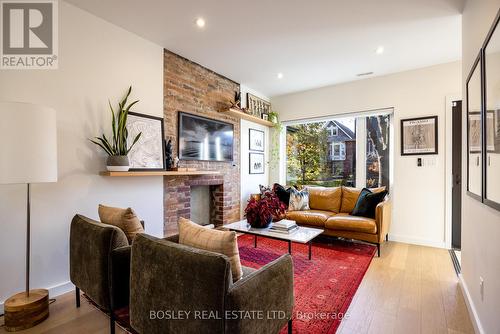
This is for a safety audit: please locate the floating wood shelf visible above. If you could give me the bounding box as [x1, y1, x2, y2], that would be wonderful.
[100, 170, 221, 177]
[220, 108, 275, 127]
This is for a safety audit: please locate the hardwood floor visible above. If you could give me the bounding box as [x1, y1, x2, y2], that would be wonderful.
[0, 241, 473, 334]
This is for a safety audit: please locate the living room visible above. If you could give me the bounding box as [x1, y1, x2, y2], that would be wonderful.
[0, 0, 499, 333]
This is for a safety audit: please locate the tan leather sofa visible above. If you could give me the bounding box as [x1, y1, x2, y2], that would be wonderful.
[285, 186, 391, 256]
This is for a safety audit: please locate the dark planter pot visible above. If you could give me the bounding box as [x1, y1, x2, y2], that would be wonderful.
[106, 155, 130, 172]
[248, 215, 273, 229]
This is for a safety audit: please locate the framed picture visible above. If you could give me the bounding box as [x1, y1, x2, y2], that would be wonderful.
[249, 153, 265, 174]
[249, 128, 265, 152]
[466, 53, 483, 200]
[400, 116, 438, 155]
[483, 10, 500, 210]
[247, 93, 271, 118]
[126, 112, 165, 170]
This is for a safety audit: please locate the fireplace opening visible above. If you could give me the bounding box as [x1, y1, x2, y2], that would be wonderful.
[190, 185, 212, 226]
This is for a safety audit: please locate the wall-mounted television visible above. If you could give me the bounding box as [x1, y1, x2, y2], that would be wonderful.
[178, 112, 234, 162]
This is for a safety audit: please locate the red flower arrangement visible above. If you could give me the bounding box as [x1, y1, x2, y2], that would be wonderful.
[245, 191, 287, 228]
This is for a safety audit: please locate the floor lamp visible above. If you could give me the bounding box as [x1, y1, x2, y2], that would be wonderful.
[0, 102, 57, 332]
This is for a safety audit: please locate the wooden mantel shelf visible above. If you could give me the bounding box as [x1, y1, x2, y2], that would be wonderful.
[220, 108, 275, 127]
[100, 170, 220, 177]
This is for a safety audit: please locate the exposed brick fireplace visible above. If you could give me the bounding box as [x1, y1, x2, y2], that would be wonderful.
[163, 49, 241, 236]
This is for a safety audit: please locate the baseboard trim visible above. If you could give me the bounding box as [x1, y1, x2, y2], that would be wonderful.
[0, 281, 74, 315]
[459, 274, 484, 334]
[388, 234, 446, 248]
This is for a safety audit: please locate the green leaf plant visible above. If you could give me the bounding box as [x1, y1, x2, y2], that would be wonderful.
[89, 86, 142, 156]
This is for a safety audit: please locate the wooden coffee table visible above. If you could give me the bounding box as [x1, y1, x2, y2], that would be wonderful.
[225, 220, 323, 260]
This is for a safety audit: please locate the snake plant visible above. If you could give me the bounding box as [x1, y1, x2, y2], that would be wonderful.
[90, 86, 142, 156]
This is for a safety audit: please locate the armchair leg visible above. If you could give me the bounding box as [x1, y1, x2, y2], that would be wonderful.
[110, 313, 115, 334]
[75, 287, 80, 308]
[385, 233, 388, 242]
[288, 319, 293, 334]
[377, 243, 380, 257]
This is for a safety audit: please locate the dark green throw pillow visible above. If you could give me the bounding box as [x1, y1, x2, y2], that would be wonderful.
[351, 188, 388, 218]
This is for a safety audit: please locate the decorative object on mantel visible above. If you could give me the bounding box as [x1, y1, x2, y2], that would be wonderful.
[89, 86, 142, 171]
[245, 191, 286, 228]
[247, 93, 271, 119]
[165, 139, 176, 170]
[126, 112, 165, 170]
[230, 91, 241, 109]
[0, 102, 58, 332]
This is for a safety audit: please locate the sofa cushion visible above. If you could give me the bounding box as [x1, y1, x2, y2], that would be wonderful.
[98, 204, 144, 244]
[307, 186, 342, 213]
[273, 183, 293, 208]
[286, 210, 333, 227]
[325, 213, 377, 234]
[352, 188, 388, 218]
[288, 188, 310, 211]
[178, 217, 243, 281]
[340, 186, 386, 213]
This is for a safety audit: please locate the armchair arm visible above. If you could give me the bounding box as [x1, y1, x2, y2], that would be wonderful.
[226, 254, 294, 334]
[110, 245, 131, 310]
[375, 198, 392, 243]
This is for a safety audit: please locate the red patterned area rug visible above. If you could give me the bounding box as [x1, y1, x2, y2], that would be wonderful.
[237, 234, 376, 334]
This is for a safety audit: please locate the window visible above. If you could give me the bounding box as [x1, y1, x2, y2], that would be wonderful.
[285, 112, 392, 189]
[329, 125, 338, 136]
[332, 142, 346, 160]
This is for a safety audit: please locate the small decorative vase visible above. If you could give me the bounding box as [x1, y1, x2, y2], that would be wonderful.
[106, 155, 130, 172]
[248, 215, 273, 229]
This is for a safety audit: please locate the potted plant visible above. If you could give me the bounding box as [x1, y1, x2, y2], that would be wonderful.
[268, 110, 279, 124]
[245, 190, 286, 228]
[90, 86, 142, 171]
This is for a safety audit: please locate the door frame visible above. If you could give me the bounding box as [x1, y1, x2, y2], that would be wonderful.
[445, 95, 462, 249]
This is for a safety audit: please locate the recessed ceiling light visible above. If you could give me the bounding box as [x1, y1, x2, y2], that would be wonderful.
[375, 46, 384, 55]
[277, 72, 284, 79]
[357, 71, 374, 77]
[195, 17, 206, 28]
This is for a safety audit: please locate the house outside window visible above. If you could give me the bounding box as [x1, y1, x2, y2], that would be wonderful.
[329, 126, 338, 136]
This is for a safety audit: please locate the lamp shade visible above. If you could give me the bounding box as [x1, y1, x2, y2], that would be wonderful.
[0, 102, 58, 184]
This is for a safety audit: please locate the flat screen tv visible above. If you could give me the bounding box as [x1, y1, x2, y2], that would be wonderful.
[178, 112, 234, 162]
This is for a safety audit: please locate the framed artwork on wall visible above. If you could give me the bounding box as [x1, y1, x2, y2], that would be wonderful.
[466, 53, 483, 201]
[400, 116, 438, 156]
[483, 10, 500, 211]
[126, 112, 165, 170]
[247, 93, 271, 118]
[249, 152, 265, 174]
[249, 128, 265, 152]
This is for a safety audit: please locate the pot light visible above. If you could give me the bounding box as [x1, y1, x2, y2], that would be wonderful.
[195, 17, 206, 28]
[277, 72, 284, 79]
[375, 46, 384, 55]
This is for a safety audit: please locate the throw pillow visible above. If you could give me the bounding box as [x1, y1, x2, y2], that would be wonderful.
[351, 188, 388, 218]
[98, 204, 145, 244]
[288, 188, 310, 211]
[259, 184, 272, 195]
[273, 183, 292, 207]
[178, 217, 243, 281]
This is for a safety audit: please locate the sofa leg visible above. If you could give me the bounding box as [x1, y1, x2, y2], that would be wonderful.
[75, 287, 80, 308]
[377, 243, 380, 257]
[385, 234, 388, 242]
[110, 313, 115, 334]
[288, 319, 293, 334]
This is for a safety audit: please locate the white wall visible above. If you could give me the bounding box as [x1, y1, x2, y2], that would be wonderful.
[0, 1, 164, 311]
[239, 86, 271, 218]
[461, 1, 500, 333]
[271, 62, 461, 248]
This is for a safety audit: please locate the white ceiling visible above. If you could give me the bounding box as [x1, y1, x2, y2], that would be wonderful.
[65, 0, 464, 97]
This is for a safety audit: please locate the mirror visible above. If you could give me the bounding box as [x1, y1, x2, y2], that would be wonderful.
[466, 55, 482, 199]
[484, 16, 500, 209]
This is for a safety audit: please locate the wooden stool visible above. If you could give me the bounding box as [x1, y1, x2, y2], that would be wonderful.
[4, 289, 49, 332]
